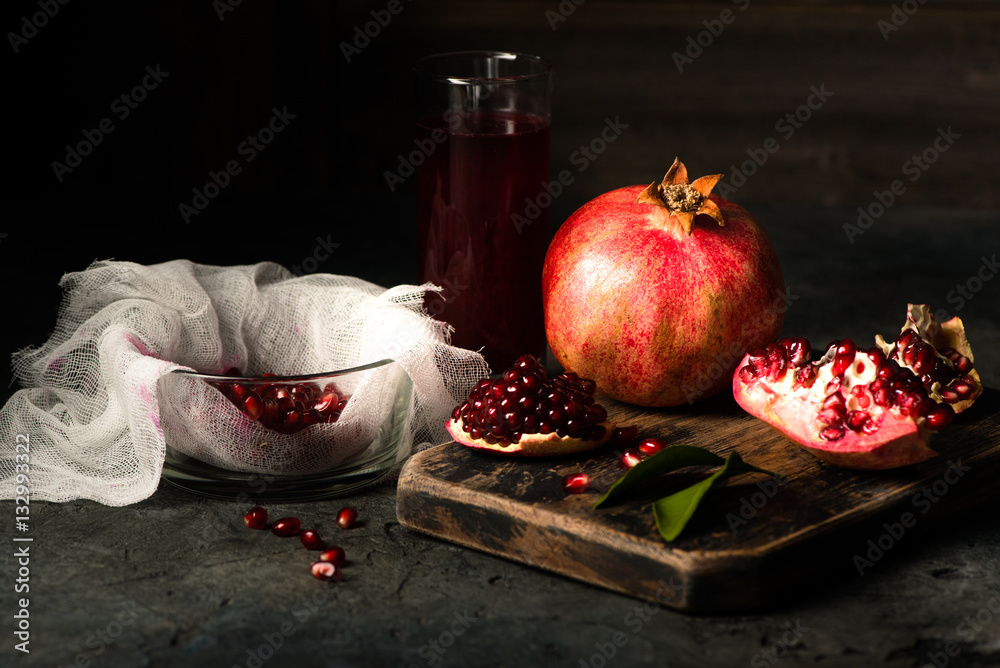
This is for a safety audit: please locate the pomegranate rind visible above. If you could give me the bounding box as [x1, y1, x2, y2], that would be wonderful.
[875, 303, 982, 413]
[543, 186, 785, 407]
[732, 348, 939, 471]
[446, 418, 616, 457]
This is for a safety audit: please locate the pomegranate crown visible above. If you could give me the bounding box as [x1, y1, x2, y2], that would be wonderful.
[636, 157, 725, 235]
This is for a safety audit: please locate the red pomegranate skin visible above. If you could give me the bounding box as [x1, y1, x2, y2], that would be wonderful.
[543, 187, 785, 407]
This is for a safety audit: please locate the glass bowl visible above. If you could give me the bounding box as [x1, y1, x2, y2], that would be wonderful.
[157, 359, 412, 501]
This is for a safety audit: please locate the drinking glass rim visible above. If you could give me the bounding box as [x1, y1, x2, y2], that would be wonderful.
[169, 358, 397, 382]
[414, 51, 551, 84]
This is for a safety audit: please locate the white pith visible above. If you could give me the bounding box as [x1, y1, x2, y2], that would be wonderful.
[749, 347, 925, 439]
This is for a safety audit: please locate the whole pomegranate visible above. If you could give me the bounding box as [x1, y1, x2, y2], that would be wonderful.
[543, 158, 785, 406]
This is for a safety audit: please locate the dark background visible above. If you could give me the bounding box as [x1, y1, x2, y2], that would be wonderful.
[4, 0, 999, 394]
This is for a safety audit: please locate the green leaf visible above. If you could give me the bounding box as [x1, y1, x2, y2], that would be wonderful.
[652, 452, 778, 542]
[594, 445, 725, 508]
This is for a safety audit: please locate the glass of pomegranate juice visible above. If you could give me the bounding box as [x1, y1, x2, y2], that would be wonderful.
[414, 51, 552, 372]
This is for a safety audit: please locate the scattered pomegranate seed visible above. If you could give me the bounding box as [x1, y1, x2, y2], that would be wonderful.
[336, 507, 358, 529]
[319, 546, 346, 566]
[637, 437, 666, 456]
[243, 506, 268, 530]
[610, 425, 638, 447]
[300, 530, 325, 550]
[562, 472, 591, 494]
[310, 561, 341, 582]
[271, 517, 302, 537]
[619, 449, 642, 469]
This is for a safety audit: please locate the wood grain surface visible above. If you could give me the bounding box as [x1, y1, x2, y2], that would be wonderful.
[397, 388, 1000, 612]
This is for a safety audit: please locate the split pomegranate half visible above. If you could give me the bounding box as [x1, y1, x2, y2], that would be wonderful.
[447, 355, 616, 456]
[733, 305, 980, 470]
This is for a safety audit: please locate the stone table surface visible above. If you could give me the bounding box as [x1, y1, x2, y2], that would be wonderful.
[2, 205, 1000, 668]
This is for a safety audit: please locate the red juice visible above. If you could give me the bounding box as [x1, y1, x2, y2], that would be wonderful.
[416, 109, 550, 372]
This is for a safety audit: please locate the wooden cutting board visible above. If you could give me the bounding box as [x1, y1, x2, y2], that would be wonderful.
[396, 389, 1000, 612]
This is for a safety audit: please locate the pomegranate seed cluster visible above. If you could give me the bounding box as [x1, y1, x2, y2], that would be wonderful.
[891, 331, 977, 405]
[738, 337, 958, 442]
[208, 369, 349, 434]
[451, 355, 609, 447]
[242, 505, 358, 582]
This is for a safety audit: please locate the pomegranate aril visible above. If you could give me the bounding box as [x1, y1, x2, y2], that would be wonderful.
[319, 546, 346, 566]
[637, 437, 666, 456]
[586, 404, 608, 424]
[940, 388, 961, 403]
[739, 365, 757, 383]
[243, 506, 268, 530]
[846, 410, 870, 432]
[830, 340, 857, 377]
[818, 408, 845, 426]
[283, 409, 303, 432]
[315, 390, 339, 413]
[952, 382, 973, 399]
[337, 506, 358, 529]
[562, 472, 591, 494]
[271, 517, 301, 537]
[911, 344, 936, 375]
[766, 344, 788, 381]
[873, 387, 893, 407]
[953, 355, 973, 374]
[310, 561, 341, 582]
[783, 337, 812, 367]
[924, 404, 955, 430]
[822, 392, 846, 409]
[747, 349, 768, 375]
[243, 392, 264, 420]
[514, 354, 539, 371]
[230, 383, 249, 403]
[793, 365, 817, 388]
[610, 425, 638, 446]
[820, 425, 845, 441]
[619, 449, 642, 469]
[867, 347, 886, 365]
[300, 530, 325, 550]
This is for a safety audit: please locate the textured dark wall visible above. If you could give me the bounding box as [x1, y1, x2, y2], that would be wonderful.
[5, 0, 999, 391]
